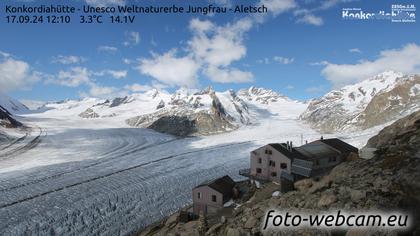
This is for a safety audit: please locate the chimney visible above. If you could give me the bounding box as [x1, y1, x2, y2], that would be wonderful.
[305, 140, 308, 144]
[321, 136, 324, 140]
[290, 141, 293, 150]
[286, 141, 289, 149]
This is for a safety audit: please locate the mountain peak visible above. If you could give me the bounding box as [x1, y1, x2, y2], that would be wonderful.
[237, 86, 288, 104]
[368, 70, 404, 82]
[0, 92, 30, 114]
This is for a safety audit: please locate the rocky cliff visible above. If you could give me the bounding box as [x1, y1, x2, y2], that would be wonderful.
[0, 106, 22, 128]
[139, 110, 420, 235]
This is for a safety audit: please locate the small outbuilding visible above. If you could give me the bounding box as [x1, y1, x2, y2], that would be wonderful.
[192, 175, 236, 215]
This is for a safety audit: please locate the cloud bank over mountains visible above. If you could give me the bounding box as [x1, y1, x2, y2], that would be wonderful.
[321, 43, 420, 88]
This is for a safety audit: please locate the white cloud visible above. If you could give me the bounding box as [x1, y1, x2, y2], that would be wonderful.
[106, 70, 127, 79]
[273, 56, 295, 64]
[137, 50, 200, 88]
[205, 66, 254, 83]
[124, 83, 153, 92]
[189, 18, 215, 33]
[0, 58, 41, 92]
[52, 55, 86, 65]
[309, 60, 329, 66]
[89, 84, 117, 97]
[293, 0, 359, 26]
[286, 85, 295, 89]
[51, 67, 128, 89]
[317, 0, 357, 10]
[122, 58, 132, 65]
[321, 43, 420, 88]
[188, 18, 252, 67]
[54, 67, 91, 87]
[0, 51, 11, 58]
[349, 48, 362, 53]
[257, 56, 294, 65]
[94, 70, 127, 79]
[256, 58, 270, 64]
[123, 31, 140, 46]
[136, 1, 296, 87]
[85, 0, 125, 7]
[296, 13, 324, 25]
[259, 0, 297, 16]
[46, 65, 131, 98]
[187, 18, 254, 84]
[98, 45, 118, 53]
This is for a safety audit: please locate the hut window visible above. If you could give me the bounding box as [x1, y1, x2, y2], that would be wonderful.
[256, 168, 262, 174]
[212, 195, 217, 202]
[258, 158, 262, 164]
[265, 149, 272, 155]
[280, 163, 287, 169]
[271, 172, 277, 177]
[269, 160, 275, 167]
[197, 192, 201, 199]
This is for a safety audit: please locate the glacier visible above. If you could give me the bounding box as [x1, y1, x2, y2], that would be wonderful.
[0, 87, 385, 235]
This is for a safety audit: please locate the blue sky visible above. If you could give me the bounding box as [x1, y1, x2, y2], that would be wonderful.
[0, 0, 419, 101]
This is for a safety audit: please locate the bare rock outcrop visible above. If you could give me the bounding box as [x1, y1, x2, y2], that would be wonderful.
[78, 108, 100, 119]
[0, 105, 22, 128]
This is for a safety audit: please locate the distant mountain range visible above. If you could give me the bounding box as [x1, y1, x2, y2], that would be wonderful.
[1, 71, 419, 135]
[80, 86, 298, 136]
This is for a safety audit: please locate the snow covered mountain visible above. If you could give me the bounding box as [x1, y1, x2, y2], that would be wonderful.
[238, 86, 290, 104]
[300, 71, 420, 133]
[0, 92, 29, 114]
[77, 87, 250, 136]
[3, 72, 418, 136]
[28, 86, 304, 136]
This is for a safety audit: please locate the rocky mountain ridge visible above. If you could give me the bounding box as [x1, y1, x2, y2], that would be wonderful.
[300, 71, 420, 133]
[74, 86, 293, 136]
[125, 87, 246, 136]
[0, 106, 22, 128]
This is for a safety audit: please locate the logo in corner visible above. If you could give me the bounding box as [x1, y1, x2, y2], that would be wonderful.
[342, 4, 416, 23]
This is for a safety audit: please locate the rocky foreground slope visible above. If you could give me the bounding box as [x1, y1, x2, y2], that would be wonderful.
[139, 110, 420, 235]
[301, 71, 420, 133]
